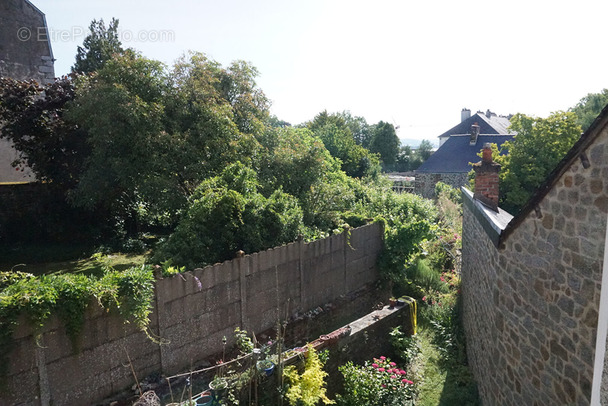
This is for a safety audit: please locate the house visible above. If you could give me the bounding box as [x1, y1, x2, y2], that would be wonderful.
[414, 108, 514, 198]
[0, 0, 55, 183]
[461, 103, 608, 404]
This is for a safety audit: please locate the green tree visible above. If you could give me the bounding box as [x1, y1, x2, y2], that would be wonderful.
[498, 111, 581, 213]
[307, 111, 380, 178]
[395, 145, 413, 172]
[369, 121, 400, 166]
[416, 139, 434, 161]
[72, 18, 124, 74]
[153, 163, 303, 268]
[570, 89, 608, 131]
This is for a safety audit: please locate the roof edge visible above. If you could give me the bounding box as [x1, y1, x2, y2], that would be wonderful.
[499, 103, 608, 246]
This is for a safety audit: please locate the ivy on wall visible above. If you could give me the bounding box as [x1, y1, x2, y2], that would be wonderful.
[0, 265, 155, 385]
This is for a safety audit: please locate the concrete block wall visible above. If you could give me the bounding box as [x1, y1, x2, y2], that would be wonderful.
[461, 125, 608, 405]
[1, 223, 383, 405]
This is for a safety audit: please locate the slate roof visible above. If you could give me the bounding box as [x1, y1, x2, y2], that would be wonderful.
[438, 112, 512, 139]
[416, 134, 513, 173]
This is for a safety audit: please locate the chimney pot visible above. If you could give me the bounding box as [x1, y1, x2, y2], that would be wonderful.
[461, 108, 471, 122]
[482, 143, 492, 163]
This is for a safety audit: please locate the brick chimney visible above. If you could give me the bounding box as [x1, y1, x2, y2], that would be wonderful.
[469, 122, 480, 145]
[473, 143, 500, 212]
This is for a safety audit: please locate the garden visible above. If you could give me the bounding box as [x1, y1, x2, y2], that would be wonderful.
[1, 31, 478, 403]
[118, 182, 479, 406]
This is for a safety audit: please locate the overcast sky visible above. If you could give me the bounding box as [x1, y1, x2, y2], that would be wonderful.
[34, 0, 608, 144]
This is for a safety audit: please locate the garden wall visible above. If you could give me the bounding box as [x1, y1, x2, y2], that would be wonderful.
[414, 172, 468, 199]
[461, 121, 608, 404]
[1, 223, 383, 406]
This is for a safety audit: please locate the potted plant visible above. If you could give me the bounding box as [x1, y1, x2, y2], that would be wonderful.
[192, 390, 214, 406]
[256, 359, 275, 376]
[209, 376, 228, 400]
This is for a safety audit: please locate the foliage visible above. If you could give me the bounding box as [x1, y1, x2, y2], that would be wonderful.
[0, 264, 155, 381]
[153, 163, 303, 269]
[570, 89, 608, 131]
[72, 18, 124, 74]
[337, 356, 415, 406]
[369, 190, 438, 286]
[307, 111, 381, 178]
[498, 111, 581, 214]
[283, 345, 334, 406]
[234, 327, 254, 355]
[392, 140, 434, 172]
[434, 182, 461, 206]
[369, 121, 400, 166]
[390, 327, 421, 367]
[416, 140, 434, 162]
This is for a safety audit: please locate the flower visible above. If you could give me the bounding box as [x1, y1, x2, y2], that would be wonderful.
[372, 363, 378, 368]
[380, 356, 386, 360]
[389, 362, 396, 366]
[378, 368, 385, 372]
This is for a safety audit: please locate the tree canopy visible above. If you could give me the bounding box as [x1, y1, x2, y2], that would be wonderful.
[570, 89, 608, 131]
[369, 121, 400, 166]
[494, 111, 581, 214]
[72, 18, 124, 74]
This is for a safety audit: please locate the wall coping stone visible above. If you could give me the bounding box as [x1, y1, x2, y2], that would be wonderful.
[462, 187, 513, 247]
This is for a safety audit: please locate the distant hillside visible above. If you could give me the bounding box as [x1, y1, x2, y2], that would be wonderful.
[399, 138, 438, 148]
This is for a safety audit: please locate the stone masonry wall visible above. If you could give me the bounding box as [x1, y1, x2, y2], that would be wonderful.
[414, 172, 468, 199]
[1, 223, 383, 405]
[462, 126, 608, 405]
[0, 0, 55, 84]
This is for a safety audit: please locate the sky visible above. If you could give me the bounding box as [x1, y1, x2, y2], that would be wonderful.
[33, 0, 608, 145]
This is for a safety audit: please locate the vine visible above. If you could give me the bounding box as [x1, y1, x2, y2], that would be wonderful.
[0, 265, 155, 386]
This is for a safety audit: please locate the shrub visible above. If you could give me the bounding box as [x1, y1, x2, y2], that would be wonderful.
[337, 356, 416, 406]
[152, 163, 304, 269]
[283, 345, 334, 406]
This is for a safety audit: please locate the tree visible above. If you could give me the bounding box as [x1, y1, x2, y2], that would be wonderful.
[152, 163, 303, 268]
[72, 18, 124, 74]
[416, 140, 434, 161]
[497, 111, 581, 214]
[570, 89, 608, 131]
[369, 121, 400, 166]
[307, 111, 380, 178]
[0, 77, 87, 189]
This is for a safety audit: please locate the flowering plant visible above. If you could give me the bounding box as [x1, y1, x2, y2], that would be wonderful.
[337, 356, 415, 405]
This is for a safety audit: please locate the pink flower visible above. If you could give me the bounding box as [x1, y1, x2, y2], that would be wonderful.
[378, 368, 385, 372]
[389, 362, 396, 366]
[391, 375, 397, 379]
[380, 356, 386, 360]
[372, 363, 378, 368]
[402, 379, 413, 384]
[399, 370, 406, 375]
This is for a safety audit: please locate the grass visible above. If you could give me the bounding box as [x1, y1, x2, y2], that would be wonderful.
[413, 327, 479, 406]
[0, 244, 148, 277]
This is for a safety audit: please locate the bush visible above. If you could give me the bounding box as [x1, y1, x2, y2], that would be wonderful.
[153, 163, 304, 269]
[337, 356, 416, 406]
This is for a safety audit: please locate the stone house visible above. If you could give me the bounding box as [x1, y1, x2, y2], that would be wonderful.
[461, 103, 608, 404]
[414, 108, 513, 198]
[1, 0, 55, 183]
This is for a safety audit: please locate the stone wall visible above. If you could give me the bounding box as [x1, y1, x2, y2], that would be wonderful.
[414, 172, 468, 199]
[1, 223, 383, 405]
[461, 125, 608, 405]
[0, 0, 55, 84]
